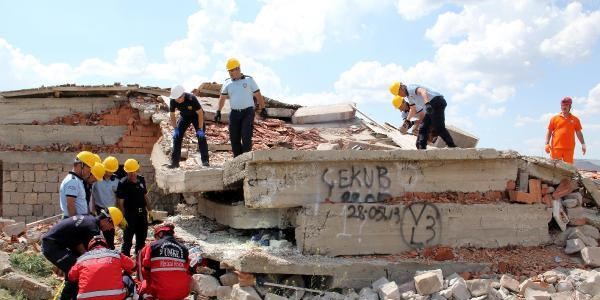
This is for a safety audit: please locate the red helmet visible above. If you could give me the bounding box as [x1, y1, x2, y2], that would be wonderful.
[561, 97, 572, 105]
[153, 223, 175, 239]
[88, 235, 107, 250]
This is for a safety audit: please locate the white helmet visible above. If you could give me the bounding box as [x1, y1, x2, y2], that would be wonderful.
[170, 85, 185, 100]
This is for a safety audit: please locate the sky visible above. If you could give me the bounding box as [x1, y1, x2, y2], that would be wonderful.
[1, 0, 599, 159]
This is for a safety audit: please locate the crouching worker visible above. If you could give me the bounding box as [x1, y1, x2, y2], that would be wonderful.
[139, 223, 192, 300]
[42, 207, 125, 300]
[68, 235, 136, 300]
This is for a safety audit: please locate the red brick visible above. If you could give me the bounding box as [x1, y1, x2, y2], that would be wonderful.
[542, 194, 553, 208]
[511, 191, 538, 204]
[506, 180, 516, 191]
[529, 179, 542, 202]
[552, 178, 577, 199]
[541, 184, 549, 195]
[434, 247, 454, 261]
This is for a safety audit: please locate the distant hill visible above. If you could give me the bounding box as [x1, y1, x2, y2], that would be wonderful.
[575, 159, 600, 171]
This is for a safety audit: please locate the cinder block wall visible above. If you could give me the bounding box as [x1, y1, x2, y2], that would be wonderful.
[1, 152, 154, 223]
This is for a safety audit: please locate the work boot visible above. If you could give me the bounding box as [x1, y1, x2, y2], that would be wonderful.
[202, 161, 210, 167]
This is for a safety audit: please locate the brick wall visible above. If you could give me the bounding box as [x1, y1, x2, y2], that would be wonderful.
[1, 154, 154, 223]
[99, 104, 160, 154]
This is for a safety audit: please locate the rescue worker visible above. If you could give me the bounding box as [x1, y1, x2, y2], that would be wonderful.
[42, 207, 125, 300]
[139, 223, 192, 300]
[215, 58, 266, 157]
[68, 235, 136, 300]
[168, 85, 210, 168]
[59, 151, 105, 218]
[90, 156, 120, 249]
[390, 82, 457, 149]
[392, 95, 424, 134]
[545, 96, 586, 164]
[117, 158, 153, 257]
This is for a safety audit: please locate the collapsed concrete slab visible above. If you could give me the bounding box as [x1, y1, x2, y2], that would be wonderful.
[292, 103, 356, 124]
[0, 125, 126, 146]
[151, 144, 225, 193]
[0, 96, 126, 124]
[230, 149, 519, 208]
[295, 203, 551, 256]
[432, 125, 479, 148]
[195, 196, 296, 229]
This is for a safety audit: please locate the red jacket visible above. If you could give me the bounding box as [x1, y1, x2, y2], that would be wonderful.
[139, 236, 191, 300]
[68, 247, 135, 300]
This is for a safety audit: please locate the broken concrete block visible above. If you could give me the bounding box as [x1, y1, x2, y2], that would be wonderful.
[220, 272, 239, 286]
[553, 200, 569, 232]
[0, 273, 53, 300]
[431, 124, 479, 148]
[565, 192, 583, 203]
[489, 286, 504, 300]
[192, 274, 221, 297]
[568, 229, 598, 247]
[414, 271, 443, 295]
[2, 222, 25, 237]
[581, 178, 600, 207]
[563, 198, 580, 208]
[217, 285, 232, 299]
[378, 281, 400, 300]
[576, 270, 600, 296]
[519, 278, 557, 295]
[526, 289, 552, 300]
[582, 248, 600, 267]
[265, 107, 295, 118]
[230, 283, 261, 300]
[500, 274, 520, 293]
[581, 225, 600, 240]
[0, 219, 15, 232]
[438, 287, 452, 299]
[450, 276, 471, 300]
[316, 143, 340, 151]
[466, 279, 491, 297]
[152, 210, 168, 221]
[292, 103, 355, 124]
[543, 270, 567, 284]
[372, 277, 390, 291]
[415, 269, 444, 286]
[555, 280, 574, 293]
[359, 287, 379, 300]
[0, 252, 12, 275]
[397, 280, 416, 295]
[566, 239, 586, 254]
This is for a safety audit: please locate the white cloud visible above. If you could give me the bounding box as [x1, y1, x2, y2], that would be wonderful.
[395, 0, 479, 20]
[477, 104, 506, 118]
[514, 112, 554, 127]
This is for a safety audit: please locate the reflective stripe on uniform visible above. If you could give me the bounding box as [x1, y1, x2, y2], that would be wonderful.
[76, 251, 120, 263]
[150, 257, 186, 263]
[77, 288, 126, 299]
[150, 267, 187, 272]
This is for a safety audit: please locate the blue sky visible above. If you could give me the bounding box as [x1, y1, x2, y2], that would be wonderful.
[1, 0, 599, 159]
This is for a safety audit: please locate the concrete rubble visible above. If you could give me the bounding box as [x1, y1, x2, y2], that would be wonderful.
[1, 83, 600, 299]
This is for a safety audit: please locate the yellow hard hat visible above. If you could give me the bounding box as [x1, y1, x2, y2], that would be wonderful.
[76, 151, 97, 168]
[90, 162, 105, 181]
[102, 156, 119, 173]
[389, 81, 402, 96]
[226, 58, 240, 70]
[123, 158, 140, 173]
[93, 154, 101, 164]
[107, 207, 126, 228]
[392, 96, 404, 109]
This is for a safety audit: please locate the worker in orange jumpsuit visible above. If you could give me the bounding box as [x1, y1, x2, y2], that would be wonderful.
[68, 235, 136, 300]
[545, 97, 586, 164]
[138, 223, 192, 300]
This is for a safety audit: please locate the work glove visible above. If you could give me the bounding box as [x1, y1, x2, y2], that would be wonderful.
[214, 110, 221, 123]
[545, 144, 551, 154]
[172, 128, 180, 139]
[582, 144, 586, 155]
[196, 129, 205, 138]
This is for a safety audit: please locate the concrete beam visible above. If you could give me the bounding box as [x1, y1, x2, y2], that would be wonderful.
[0, 85, 138, 98]
[295, 203, 551, 256]
[151, 144, 225, 193]
[292, 103, 356, 124]
[0, 125, 126, 146]
[237, 149, 519, 208]
[0, 97, 126, 124]
[194, 196, 296, 229]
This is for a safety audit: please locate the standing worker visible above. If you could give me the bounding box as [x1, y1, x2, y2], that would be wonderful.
[60, 151, 105, 218]
[42, 208, 125, 300]
[389, 82, 457, 149]
[68, 235, 136, 300]
[545, 97, 586, 164]
[117, 158, 153, 257]
[138, 223, 192, 300]
[215, 58, 265, 157]
[90, 156, 120, 249]
[167, 85, 210, 168]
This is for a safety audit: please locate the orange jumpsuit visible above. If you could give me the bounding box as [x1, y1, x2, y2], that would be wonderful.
[548, 113, 582, 164]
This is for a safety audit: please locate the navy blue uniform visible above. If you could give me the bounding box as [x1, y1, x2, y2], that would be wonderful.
[116, 175, 148, 256]
[169, 92, 210, 166]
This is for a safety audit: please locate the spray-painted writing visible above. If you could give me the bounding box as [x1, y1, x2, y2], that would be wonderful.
[346, 204, 401, 223]
[400, 203, 441, 248]
[322, 166, 392, 203]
